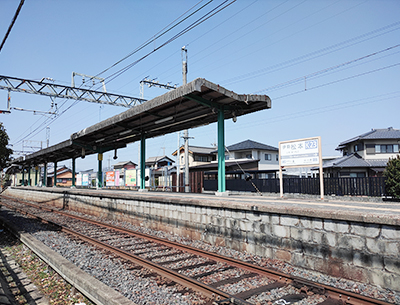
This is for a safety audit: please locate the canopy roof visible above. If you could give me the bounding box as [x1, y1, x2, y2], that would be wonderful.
[15, 78, 271, 166]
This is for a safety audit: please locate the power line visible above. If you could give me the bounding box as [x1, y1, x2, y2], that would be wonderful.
[0, 0, 24, 53]
[101, 0, 236, 86]
[95, 0, 212, 79]
[253, 44, 400, 94]
[272, 62, 400, 101]
[221, 20, 400, 86]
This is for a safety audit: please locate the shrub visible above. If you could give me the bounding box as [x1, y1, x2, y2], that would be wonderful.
[384, 155, 400, 199]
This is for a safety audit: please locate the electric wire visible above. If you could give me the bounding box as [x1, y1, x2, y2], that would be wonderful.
[272, 62, 400, 101]
[221, 20, 400, 85]
[0, 0, 24, 53]
[115, 0, 259, 92]
[102, 0, 236, 86]
[95, 0, 212, 78]
[253, 44, 400, 94]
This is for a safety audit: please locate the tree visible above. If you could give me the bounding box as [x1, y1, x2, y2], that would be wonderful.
[0, 123, 13, 170]
[384, 155, 400, 199]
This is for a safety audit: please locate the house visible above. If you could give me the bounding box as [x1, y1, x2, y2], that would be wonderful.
[145, 156, 175, 188]
[48, 165, 75, 187]
[171, 145, 216, 169]
[223, 139, 279, 171]
[323, 127, 400, 177]
[113, 161, 137, 170]
[145, 156, 174, 169]
[112, 161, 137, 186]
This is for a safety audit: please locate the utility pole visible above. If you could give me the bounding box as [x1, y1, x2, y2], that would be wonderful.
[176, 132, 180, 192]
[182, 46, 190, 193]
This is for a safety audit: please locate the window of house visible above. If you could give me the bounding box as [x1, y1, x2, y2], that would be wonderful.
[264, 154, 271, 161]
[246, 153, 252, 159]
[194, 155, 208, 162]
[276, 154, 279, 161]
[375, 144, 399, 153]
[225, 155, 229, 160]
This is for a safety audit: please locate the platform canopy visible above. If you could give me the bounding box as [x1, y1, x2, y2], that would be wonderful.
[14, 78, 271, 166]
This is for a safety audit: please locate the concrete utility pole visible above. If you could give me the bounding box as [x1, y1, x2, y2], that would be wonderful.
[176, 132, 180, 192]
[182, 46, 190, 193]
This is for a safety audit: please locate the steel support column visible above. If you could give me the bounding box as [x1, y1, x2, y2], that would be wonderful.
[54, 161, 57, 187]
[72, 158, 76, 188]
[98, 154, 103, 188]
[27, 165, 31, 186]
[217, 107, 226, 193]
[35, 166, 38, 186]
[21, 168, 25, 186]
[140, 134, 146, 189]
[43, 163, 47, 187]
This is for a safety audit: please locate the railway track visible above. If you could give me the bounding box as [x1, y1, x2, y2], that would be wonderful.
[0, 195, 393, 305]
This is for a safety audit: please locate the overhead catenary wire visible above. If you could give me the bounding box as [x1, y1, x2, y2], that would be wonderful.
[190, 0, 365, 81]
[0, 0, 24, 53]
[101, 0, 236, 87]
[221, 20, 400, 86]
[95, 0, 212, 79]
[253, 44, 400, 94]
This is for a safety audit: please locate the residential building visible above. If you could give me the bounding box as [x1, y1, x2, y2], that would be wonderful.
[113, 161, 137, 186]
[145, 156, 175, 188]
[48, 165, 75, 187]
[323, 127, 400, 177]
[113, 161, 137, 170]
[223, 139, 279, 171]
[171, 145, 216, 169]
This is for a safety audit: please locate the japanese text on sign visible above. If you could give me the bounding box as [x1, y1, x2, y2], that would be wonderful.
[280, 138, 320, 166]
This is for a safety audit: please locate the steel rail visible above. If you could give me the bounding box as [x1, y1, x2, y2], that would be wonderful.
[0, 196, 393, 305]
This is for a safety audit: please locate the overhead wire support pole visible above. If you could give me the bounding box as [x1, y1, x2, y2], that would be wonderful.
[0, 75, 146, 108]
[182, 46, 190, 193]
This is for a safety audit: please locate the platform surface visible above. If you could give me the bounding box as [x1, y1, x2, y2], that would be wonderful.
[11, 187, 400, 226]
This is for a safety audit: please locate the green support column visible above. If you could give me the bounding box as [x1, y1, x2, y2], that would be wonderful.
[35, 166, 38, 186]
[21, 168, 25, 186]
[72, 158, 76, 188]
[54, 161, 57, 187]
[43, 163, 47, 187]
[27, 165, 31, 186]
[217, 107, 226, 193]
[98, 153, 103, 188]
[140, 134, 146, 189]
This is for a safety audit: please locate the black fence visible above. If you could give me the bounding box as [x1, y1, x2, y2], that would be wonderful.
[204, 176, 387, 197]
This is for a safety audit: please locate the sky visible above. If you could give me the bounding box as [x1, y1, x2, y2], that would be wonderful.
[0, 0, 399, 172]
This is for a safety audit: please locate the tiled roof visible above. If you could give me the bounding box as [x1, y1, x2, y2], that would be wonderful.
[337, 127, 400, 148]
[172, 145, 216, 156]
[225, 139, 278, 152]
[323, 153, 388, 169]
[113, 161, 137, 168]
[146, 155, 175, 163]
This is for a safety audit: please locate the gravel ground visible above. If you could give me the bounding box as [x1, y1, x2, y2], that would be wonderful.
[0, 228, 93, 305]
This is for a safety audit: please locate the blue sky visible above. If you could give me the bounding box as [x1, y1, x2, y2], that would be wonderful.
[1, 0, 399, 171]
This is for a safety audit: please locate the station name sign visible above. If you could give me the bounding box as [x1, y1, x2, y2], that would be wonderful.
[280, 138, 320, 167]
[278, 136, 324, 199]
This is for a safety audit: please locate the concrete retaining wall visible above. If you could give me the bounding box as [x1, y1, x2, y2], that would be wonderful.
[4, 187, 399, 292]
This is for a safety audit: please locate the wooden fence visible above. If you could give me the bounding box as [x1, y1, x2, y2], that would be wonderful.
[203, 176, 387, 197]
